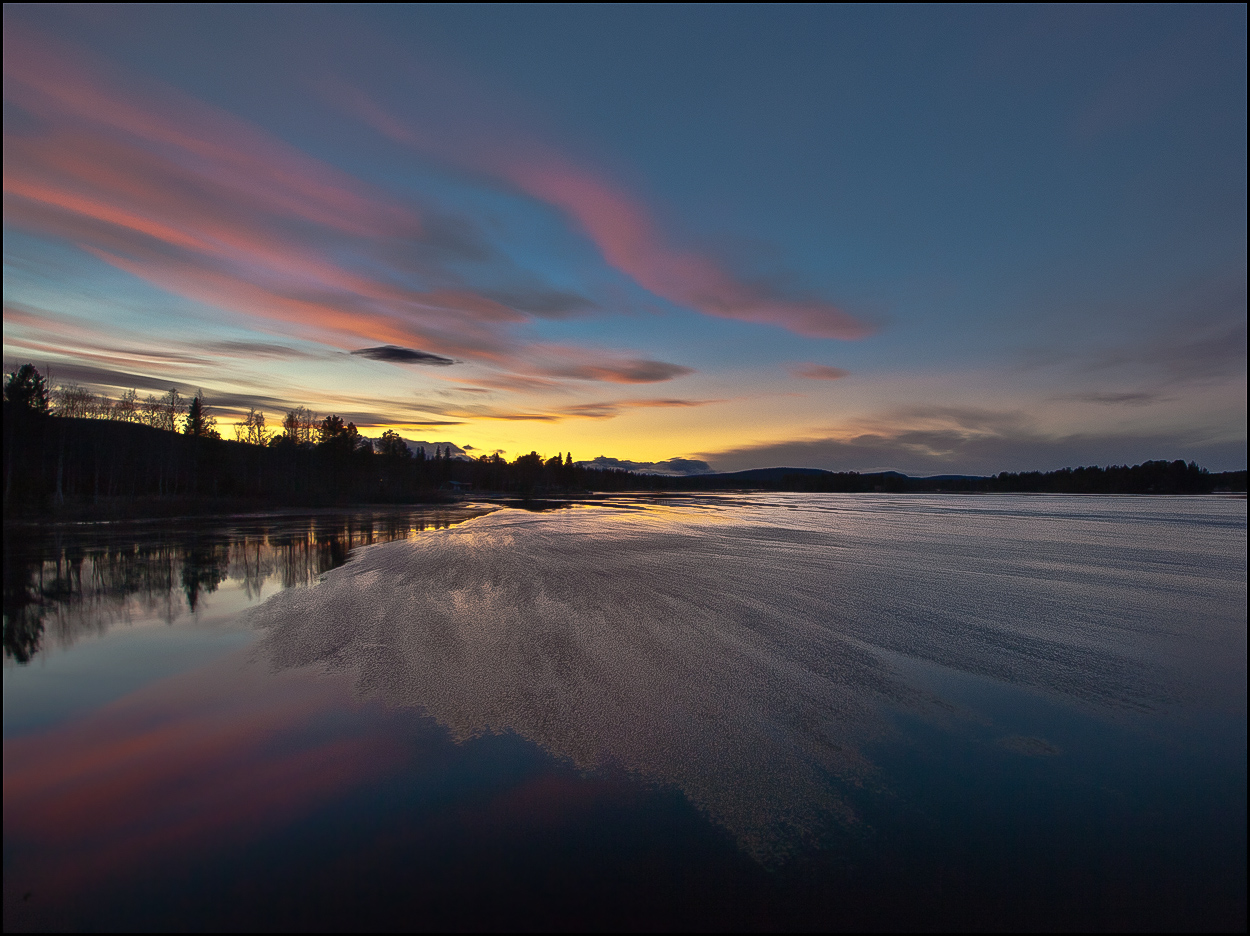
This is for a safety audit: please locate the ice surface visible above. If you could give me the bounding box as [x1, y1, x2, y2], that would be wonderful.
[252, 494, 1247, 860]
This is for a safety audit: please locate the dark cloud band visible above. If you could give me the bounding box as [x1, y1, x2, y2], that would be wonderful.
[352, 346, 457, 366]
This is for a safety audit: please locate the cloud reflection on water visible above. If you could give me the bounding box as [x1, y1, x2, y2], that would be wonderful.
[3, 652, 404, 900]
[252, 495, 1246, 862]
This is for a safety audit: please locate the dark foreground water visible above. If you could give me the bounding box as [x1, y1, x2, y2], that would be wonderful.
[3, 495, 1246, 931]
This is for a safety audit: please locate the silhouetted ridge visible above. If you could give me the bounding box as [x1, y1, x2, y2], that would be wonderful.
[696, 467, 833, 482]
[662, 463, 1243, 494]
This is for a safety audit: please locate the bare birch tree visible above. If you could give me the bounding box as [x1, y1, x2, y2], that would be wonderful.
[109, 388, 141, 422]
[234, 408, 272, 445]
[281, 406, 317, 445]
[52, 383, 98, 418]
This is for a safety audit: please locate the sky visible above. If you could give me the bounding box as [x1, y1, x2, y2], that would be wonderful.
[3, 4, 1246, 474]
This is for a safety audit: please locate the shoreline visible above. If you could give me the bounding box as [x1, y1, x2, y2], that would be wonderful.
[4, 488, 1245, 531]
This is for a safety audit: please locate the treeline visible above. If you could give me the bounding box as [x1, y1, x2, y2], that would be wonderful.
[2, 366, 657, 510]
[2, 402, 623, 510]
[940, 462, 1245, 495]
[658, 463, 1246, 494]
[2, 364, 1244, 513]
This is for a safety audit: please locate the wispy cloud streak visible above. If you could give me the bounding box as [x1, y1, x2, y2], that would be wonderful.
[2, 26, 691, 386]
[339, 89, 873, 340]
[401, 395, 723, 425]
[790, 363, 850, 381]
[504, 160, 874, 340]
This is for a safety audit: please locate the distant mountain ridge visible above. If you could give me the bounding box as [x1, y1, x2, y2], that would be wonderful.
[693, 466, 836, 482]
[578, 455, 714, 476]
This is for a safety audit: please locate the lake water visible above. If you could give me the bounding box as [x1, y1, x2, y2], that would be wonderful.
[3, 495, 1246, 930]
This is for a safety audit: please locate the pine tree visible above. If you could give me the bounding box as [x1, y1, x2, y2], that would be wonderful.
[184, 391, 219, 438]
[3, 364, 50, 414]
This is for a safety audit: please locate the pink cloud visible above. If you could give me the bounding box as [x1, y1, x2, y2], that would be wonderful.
[3, 27, 692, 387]
[341, 91, 874, 341]
[3, 30, 414, 238]
[508, 161, 873, 340]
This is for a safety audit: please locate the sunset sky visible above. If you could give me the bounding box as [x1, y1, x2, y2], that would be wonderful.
[3, 5, 1245, 473]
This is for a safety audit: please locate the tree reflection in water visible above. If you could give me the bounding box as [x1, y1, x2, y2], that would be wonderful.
[2, 508, 486, 663]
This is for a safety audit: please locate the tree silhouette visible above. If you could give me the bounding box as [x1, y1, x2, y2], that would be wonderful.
[4, 364, 50, 413]
[110, 388, 140, 422]
[52, 383, 98, 418]
[161, 388, 186, 432]
[377, 429, 411, 459]
[281, 406, 317, 445]
[316, 415, 368, 455]
[235, 408, 272, 445]
[140, 393, 165, 428]
[183, 391, 220, 438]
[317, 414, 347, 446]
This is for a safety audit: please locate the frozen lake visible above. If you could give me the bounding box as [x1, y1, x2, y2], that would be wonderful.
[4, 495, 1246, 930]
